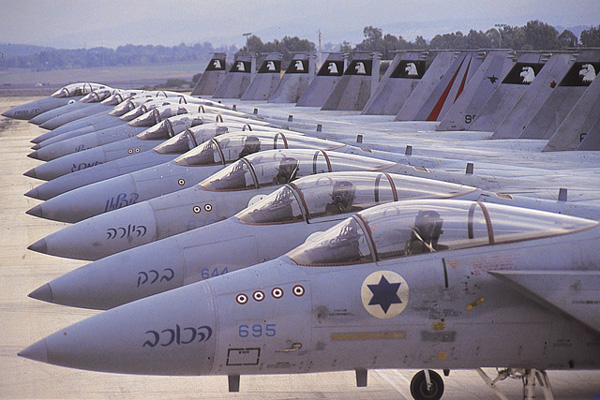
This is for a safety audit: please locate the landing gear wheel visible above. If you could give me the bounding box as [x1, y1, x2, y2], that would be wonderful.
[410, 370, 444, 400]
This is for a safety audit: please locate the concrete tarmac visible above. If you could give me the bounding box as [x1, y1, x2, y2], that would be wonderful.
[1, 97, 599, 399]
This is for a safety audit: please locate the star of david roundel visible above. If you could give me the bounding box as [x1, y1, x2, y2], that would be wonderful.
[361, 271, 408, 319]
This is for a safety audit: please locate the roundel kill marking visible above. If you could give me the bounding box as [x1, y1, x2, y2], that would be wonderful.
[236, 293, 248, 305]
[293, 284, 305, 297]
[272, 287, 283, 299]
[361, 271, 408, 319]
[253, 290, 265, 302]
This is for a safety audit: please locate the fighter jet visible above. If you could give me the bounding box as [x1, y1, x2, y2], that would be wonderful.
[28, 88, 208, 128]
[24, 158, 463, 260]
[24, 120, 270, 200]
[29, 103, 247, 162]
[29, 87, 119, 126]
[38, 93, 228, 145]
[29, 166, 600, 262]
[20, 199, 600, 400]
[31, 92, 217, 145]
[1, 82, 109, 120]
[26, 122, 249, 184]
[25, 134, 366, 222]
[28, 172, 481, 306]
[26, 110, 258, 181]
[37, 88, 143, 130]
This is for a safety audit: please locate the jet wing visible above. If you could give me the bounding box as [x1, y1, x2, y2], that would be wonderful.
[489, 270, 600, 334]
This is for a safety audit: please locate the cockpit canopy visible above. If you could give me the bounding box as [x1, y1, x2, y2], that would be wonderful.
[287, 200, 598, 266]
[200, 149, 396, 192]
[110, 99, 139, 117]
[80, 89, 114, 103]
[118, 100, 169, 120]
[153, 123, 232, 154]
[175, 132, 345, 169]
[237, 172, 478, 225]
[101, 92, 130, 106]
[129, 105, 194, 128]
[51, 83, 106, 98]
[136, 113, 205, 141]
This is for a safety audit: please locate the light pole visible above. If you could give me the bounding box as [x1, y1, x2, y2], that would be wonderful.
[494, 24, 507, 48]
[242, 32, 252, 48]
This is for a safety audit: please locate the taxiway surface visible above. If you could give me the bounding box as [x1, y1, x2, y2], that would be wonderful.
[1, 96, 598, 399]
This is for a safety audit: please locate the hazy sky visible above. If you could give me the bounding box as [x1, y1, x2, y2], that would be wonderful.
[1, 0, 598, 49]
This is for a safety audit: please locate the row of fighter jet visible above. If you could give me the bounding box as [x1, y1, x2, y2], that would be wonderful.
[5, 70, 600, 400]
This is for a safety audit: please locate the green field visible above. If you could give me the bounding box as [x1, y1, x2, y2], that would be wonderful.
[0, 61, 207, 95]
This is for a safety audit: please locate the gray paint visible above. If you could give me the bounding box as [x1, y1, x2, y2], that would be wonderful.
[468, 52, 552, 132]
[394, 51, 458, 121]
[296, 52, 347, 107]
[191, 53, 227, 96]
[362, 51, 428, 115]
[437, 50, 514, 130]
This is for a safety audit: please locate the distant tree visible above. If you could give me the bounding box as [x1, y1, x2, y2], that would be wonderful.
[558, 30, 578, 48]
[355, 26, 385, 55]
[485, 28, 501, 48]
[192, 73, 202, 83]
[510, 27, 529, 50]
[522, 20, 560, 49]
[580, 25, 600, 47]
[466, 29, 492, 48]
[430, 31, 467, 49]
[339, 41, 352, 52]
[413, 36, 428, 49]
[242, 35, 264, 53]
[240, 35, 315, 66]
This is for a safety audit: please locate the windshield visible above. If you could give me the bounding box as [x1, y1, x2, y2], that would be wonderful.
[238, 186, 304, 224]
[80, 89, 113, 103]
[174, 139, 223, 167]
[154, 124, 229, 155]
[110, 99, 137, 117]
[174, 133, 263, 167]
[288, 217, 373, 266]
[129, 105, 195, 127]
[288, 200, 598, 266]
[201, 159, 256, 191]
[137, 114, 204, 141]
[129, 108, 161, 127]
[120, 104, 149, 121]
[101, 93, 125, 106]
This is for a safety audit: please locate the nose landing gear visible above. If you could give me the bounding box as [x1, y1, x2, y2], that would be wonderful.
[410, 369, 444, 400]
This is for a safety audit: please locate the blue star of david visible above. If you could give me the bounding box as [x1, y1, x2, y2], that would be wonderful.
[367, 275, 402, 313]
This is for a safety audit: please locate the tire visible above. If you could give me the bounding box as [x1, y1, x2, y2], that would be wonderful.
[410, 369, 444, 400]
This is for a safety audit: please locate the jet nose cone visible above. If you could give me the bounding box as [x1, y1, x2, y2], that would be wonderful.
[24, 168, 38, 179]
[39, 121, 53, 130]
[28, 283, 53, 303]
[31, 143, 41, 150]
[28, 116, 43, 125]
[18, 339, 49, 363]
[26, 204, 43, 217]
[27, 150, 40, 160]
[28, 238, 48, 255]
[1, 109, 14, 118]
[25, 187, 44, 200]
